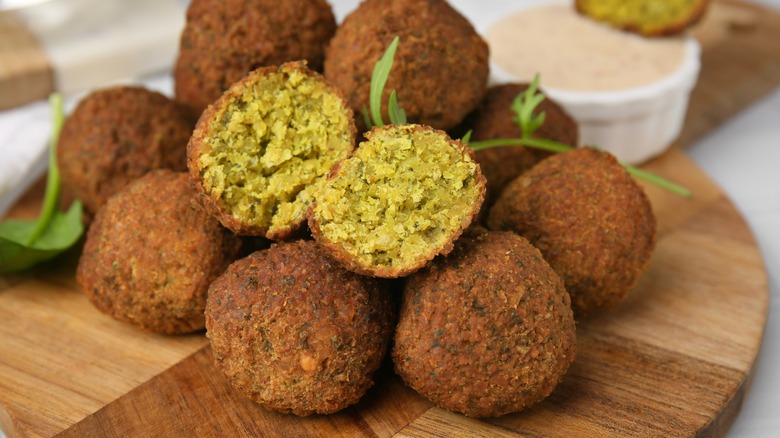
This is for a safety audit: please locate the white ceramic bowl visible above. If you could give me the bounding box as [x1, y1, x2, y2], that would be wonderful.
[490, 32, 701, 165]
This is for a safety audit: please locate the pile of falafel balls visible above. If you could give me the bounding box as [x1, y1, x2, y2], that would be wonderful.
[66, 0, 656, 419]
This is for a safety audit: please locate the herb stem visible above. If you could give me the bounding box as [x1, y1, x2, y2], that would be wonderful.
[27, 93, 64, 245]
[624, 165, 692, 197]
[469, 137, 573, 153]
[468, 137, 691, 198]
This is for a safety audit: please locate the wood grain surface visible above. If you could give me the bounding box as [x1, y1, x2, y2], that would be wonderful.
[0, 12, 53, 110]
[0, 0, 776, 436]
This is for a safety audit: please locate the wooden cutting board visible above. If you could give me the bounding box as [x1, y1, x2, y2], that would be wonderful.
[0, 1, 776, 436]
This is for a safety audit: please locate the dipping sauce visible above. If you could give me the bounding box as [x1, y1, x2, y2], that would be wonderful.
[487, 4, 687, 92]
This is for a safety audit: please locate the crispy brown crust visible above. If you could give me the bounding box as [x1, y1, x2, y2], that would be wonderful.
[187, 61, 357, 239]
[324, 0, 489, 132]
[307, 124, 487, 278]
[58, 86, 195, 215]
[393, 228, 576, 417]
[574, 0, 709, 37]
[205, 240, 395, 416]
[174, 0, 337, 117]
[76, 170, 242, 334]
[487, 148, 656, 317]
[465, 83, 579, 204]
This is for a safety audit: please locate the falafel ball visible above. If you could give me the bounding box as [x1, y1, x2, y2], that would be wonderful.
[187, 61, 356, 240]
[393, 227, 576, 418]
[324, 0, 489, 132]
[308, 124, 486, 278]
[205, 240, 394, 416]
[77, 170, 243, 334]
[174, 0, 337, 117]
[465, 83, 579, 203]
[487, 148, 656, 316]
[575, 0, 709, 37]
[58, 86, 194, 215]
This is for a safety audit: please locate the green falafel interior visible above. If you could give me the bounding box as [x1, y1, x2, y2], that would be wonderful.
[311, 124, 484, 277]
[194, 63, 354, 239]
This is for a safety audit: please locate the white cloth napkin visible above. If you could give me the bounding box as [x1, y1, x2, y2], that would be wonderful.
[0, 74, 176, 218]
[0, 100, 51, 217]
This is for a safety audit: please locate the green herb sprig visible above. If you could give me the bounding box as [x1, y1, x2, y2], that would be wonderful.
[466, 74, 691, 197]
[363, 36, 407, 128]
[363, 39, 690, 198]
[0, 94, 84, 273]
[512, 77, 546, 139]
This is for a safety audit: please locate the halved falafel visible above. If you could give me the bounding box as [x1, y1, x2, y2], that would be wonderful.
[174, 0, 337, 117]
[393, 227, 576, 418]
[308, 124, 486, 278]
[205, 240, 394, 416]
[487, 148, 656, 316]
[58, 86, 194, 215]
[77, 170, 242, 334]
[324, 0, 489, 132]
[187, 61, 356, 240]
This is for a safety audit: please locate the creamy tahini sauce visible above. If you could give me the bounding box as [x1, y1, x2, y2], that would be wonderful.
[487, 5, 687, 92]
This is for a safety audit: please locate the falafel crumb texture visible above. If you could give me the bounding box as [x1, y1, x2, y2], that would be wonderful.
[576, 0, 706, 35]
[313, 125, 482, 271]
[197, 68, 352, 237]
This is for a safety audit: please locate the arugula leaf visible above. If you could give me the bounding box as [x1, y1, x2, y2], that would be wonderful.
[0, 93, 85, 273]
[369, 36, 401, 127]
[387, 90, 407, 125]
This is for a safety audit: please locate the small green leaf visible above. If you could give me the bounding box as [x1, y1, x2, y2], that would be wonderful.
[461, 130, 473, 145]
[511, 73, 547, 139]
[387, 90, 407, 125]
[0, 201, 83, 273]
[0, 93, 86, 273]
[369, 36, 400, 128]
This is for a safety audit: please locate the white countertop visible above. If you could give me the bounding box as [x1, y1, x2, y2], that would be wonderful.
[0, 0, 778, 436]
[673, 4, 780, 436]
[689, 85, 780, 437]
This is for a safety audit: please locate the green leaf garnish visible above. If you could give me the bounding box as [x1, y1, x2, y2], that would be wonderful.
[388, 90, 407, 125]
[468, 74, 691, 197]
[0, 93, 85, 273]
[368, 36, 401, 127]
[511, 74, 547, 139]
[461, 130, 473, 145]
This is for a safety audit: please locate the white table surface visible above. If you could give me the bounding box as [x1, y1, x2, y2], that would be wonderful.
[689, 87, 780, 438]
[1, 0, 778, 436]
[676, 3, 780, 437]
